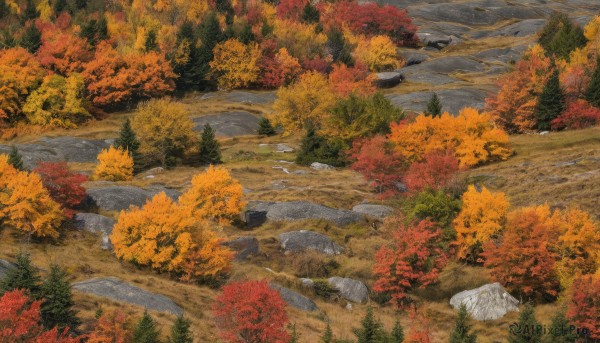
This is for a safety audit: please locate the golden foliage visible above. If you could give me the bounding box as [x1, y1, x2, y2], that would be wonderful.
[94, 146, 134, 181]
[210, 39, 261, 90]
[131, 98, 195, 167]
[453, 185, 510, 261]
[273, 19, 327, 61]
[389, 107, 512, 167]
[0, 155, 64, 239]
[179, 165, 246, 225]
[355, 35, 401, 72]
[111, 192, 232, 280]
[271, 71, 336, 135]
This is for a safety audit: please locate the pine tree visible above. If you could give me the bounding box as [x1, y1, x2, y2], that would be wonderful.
[353, 307, 389, 343]
[586, 59, 600, 108]
[320, 323, 334, 343]
[198, 123, 221, 164]
[301, 1, 320, 24]
[168, 316, 193, 343]
[197, 12, 223, 89]
[54, 0, 68, 13]
[295, 128, 345, 167]
[327, 28, 353, 66]
[238, 24, 255, 44]
[74, 0, 87, 9]
[257, 117, 276, 136]
[425, 93, 442, 117]
[145, 29, 158, 52]
[8, 146, 25, 171]
[0, 252, 41, 297]
[390, 320, 404, 343]
[545, 309, 576, 343]
[449, 304, 476, 343]
[508, 304, 542, 343]
[536, 68, 565, 131]
[21, 22, 42, 53]
[22, 0, 39, 22]
[114, 118, 141, 171]
[40, 265, 79, 331]
[133, 310, 161, 343]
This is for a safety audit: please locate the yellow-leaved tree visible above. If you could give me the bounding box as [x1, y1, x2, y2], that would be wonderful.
[0, 155, 64, 239]
[94, 146, 134, 181]
[452, 185, 510, 262]
[355, 35, 401, 72]
[388, 107, 512, 167]
[111, 192, 233, 281]
[179, 165, 245, 225]
[210, 39, 261, 90]
[271, 71, 336, 135]
[131, 98, 196, 167]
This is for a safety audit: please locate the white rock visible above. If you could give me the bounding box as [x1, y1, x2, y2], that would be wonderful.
[450, 283, 519, 321]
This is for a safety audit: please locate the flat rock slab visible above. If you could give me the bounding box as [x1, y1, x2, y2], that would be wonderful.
[74, 213, 115, 234]
[450, 282, 519, 321]
[73, 277, 183, 316]
[328, 277, 369, 304]
[400, 56, 485, 75]
[279, 230, 343, 255]
[270, 283, 317, 311]
[86, 184, 181, 212]
[250, 201, 360, 226]
[471, 19, 546, 38]
[473, 46, 527, 64]
[386, 88, 487, 115]
[223, 236, 259, 260]
[192, 111, 260, 137]
[0, 259, 16, 280]
[0, 137, 112, 169]
[201, 91, 276, 105]
[352, 204, 394, 220]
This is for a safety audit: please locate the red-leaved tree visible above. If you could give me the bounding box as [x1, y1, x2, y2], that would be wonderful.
[328, 63, 376, 98]
[34, 162, 88, 219]
[373, 219, 448, 307]
[36, 24, 92, 75]
[276, 0, 309, 21]
[87, 309, 131, 343]
[551, 99, 600, 130]
[213, 280, 290, 343]
[567, 275, 600, 339]
[349, 135, 407, 198]
[403, 150, 460, 194]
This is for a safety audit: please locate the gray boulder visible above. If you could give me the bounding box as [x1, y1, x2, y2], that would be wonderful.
[74, 213, 115, 234]
[223, 236, 259, 260]
[86, 185, 181, 212]
[400, 56, 485, 75]
[328, 277, 369, 304]
[266, 201, 361, 226]
[374, 72, 403, 88]
[386, 88, 487, 115]
[270, 283, 317, 311]
[192, 111, 260, 137]
[223, 90, 277, 105]
[310, 162, 334, 171]
[352, 204, 394, 220]
[242, 209, 268, 228]
[450, 282, 519, 321]
[400, 51, 429, 66]
[417, 31, 452, 49]
[72, 277, 183, 316]
[279, 230, 343, 255]
[0, 259, 16, 280]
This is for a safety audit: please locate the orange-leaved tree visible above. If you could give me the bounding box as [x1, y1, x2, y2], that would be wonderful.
[87, 309, 131, 343]
[0, 155, 64, 239]
[36, 25, 92, 75]
[388, 108, 512, 168]
[111, 192, 233, 282]
[179, 165, 246, 225]
[452, 185, 510, 263]
[327, 63, 376, 98]
[403, 150, 460, 194]
[260, 47, 302, 88]
[482, 206, 561, 301]
[210, 39, 261, 90]
[567, 274, 600, 340]
[93, 146, 134, 181]
[373, 218, 448, 307]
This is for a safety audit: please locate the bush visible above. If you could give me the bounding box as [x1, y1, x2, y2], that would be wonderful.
[93, 146, 134, 181]
[295, 128, 347, 167]
[402, 189, 461, 244]
[34, 162, 88, 219]
[551, 99, 600, 130]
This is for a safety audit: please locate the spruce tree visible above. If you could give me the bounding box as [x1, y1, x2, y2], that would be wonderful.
[54, 0, 68, 13]
[168, 316, 193, 343]
[40, 265, 79, 331]
[327, 28, 353, 66]
[198, 124, 221, 164]
[449, 304, 476, 343]
[145, 29, 158, 52]
[75, 0, 87, 9]
[320, 323, 333, 343]
[8, 146, 25, 171]
[545, 309, 577, 343]
[115, 118, 141, 171]
[238, 24, 255, 44]
[133, 310, 161, 343]
[508, 304, 542, 343]
[353, 307, 389, 343]
[586, 59, 600, 108]
[22, 0, 39, 22]
[295, 128, 345, 167]
[0, 252, 41, 297]
[21, 22, 41, 53]
[536, 68, 565, 131]
[425, 93, 442, 117]
[390, 320, 405, 343]
[257, 117, 276, 136]
[301, 1, 320, 24]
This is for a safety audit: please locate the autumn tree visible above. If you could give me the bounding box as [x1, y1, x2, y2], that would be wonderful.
[23, 73, 90, 128]
[483, 207, 561, 301]
[93, 146, 134, 181]
[198, 124, 222, 165]
[210, 39, 261, 90]
[87, 310, 131, 343]
[273, 19, 327, 63]
[536, 68, 565, 130]
[453, 185, 510, 262]
[40, 264, 79, 331]
[373, 219, 448, 307]
[131, 98, 195, 167]
[133, 310, 160, 343]
[327, 63, 375, 98]
[272, 71, 336, 135]
[114, 118, 142, 172]
[276, 0, 307, 21]
[389, 108, 512, 168]
[355, 35, 401, 72]
[403, 150, 460, 194]
[260, 47, 302, 88]
[33, 162, 87, 219]
[179, 165, 245, 225]
[349, 135, 406, 197]
[402, 189, 461, 244]
[213, 280, 290, 343]
[567, 274, 600, 340]
[406, 307, 432, 343]
[551, 98, 600, 130]
[111, 192, 233, 282]
[36, 27, 91, 75]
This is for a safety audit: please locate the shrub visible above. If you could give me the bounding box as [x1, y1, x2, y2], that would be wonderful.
[295, 128, 347, 167]
[402, 189, 461, 244]
[551, 99, 600, 130]
[94, 146, 134, 181]
[34, 162, 87, 219]
[403, 150, 460, 194]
